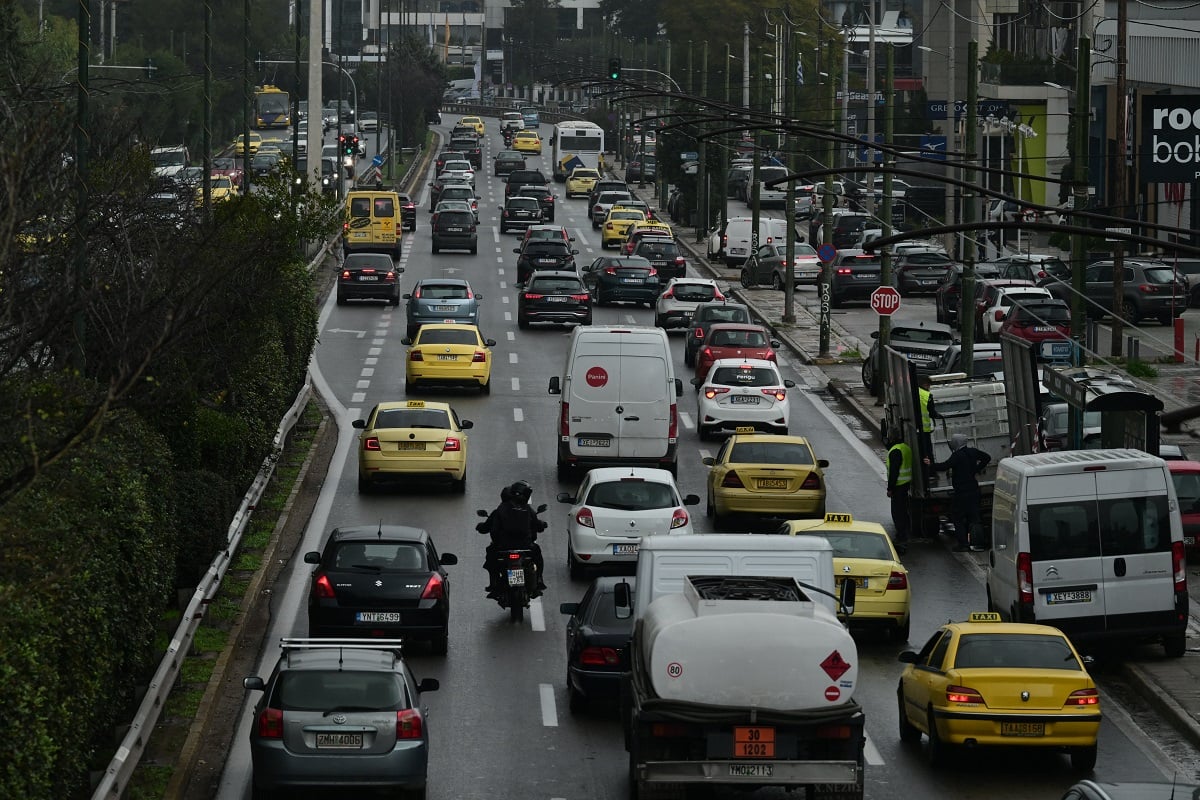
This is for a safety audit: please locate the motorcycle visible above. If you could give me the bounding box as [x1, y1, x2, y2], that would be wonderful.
[476, 505, 547, 623]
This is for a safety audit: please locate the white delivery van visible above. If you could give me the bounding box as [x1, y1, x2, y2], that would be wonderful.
[548, 326, 683, 479]
[718, 216, 802, 266]
[987, 448, 1188, 657]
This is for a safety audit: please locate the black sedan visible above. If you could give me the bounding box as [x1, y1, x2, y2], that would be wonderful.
[337, 253, 403, 306]
[517, 270, 592, 329]
[493, 149, 526, 177]
[560, 576, 636, 712]
[397, 192, 417, 231]
[830, 249, 882, 308]
[581, 255, 659, 307]
[304, 525, 458, 654]
[512, 185, 557, 222]
[514, 240, 578, 284]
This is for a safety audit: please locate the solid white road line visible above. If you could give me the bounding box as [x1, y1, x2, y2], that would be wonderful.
[529, 597, 545, 631]
[539, 683, 557, 726]
[516, 441, 528, 459]
[863, 734, 884, 766]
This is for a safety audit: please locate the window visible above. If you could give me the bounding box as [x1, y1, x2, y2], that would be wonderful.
[1028, 501, 1100, 560]
[953, 633, 1080, 670]
[804, 532, 893, 560]
[1144, 267, 1178, 285]
[558, 134, 600, 151]
[1173, 471, 1200, 514]
[1100, 496, 1170, 556]
[673, 285, 715, 302]
[277, 670, 405, 711]
[586, 481, 678, 511]
[373, 198, 395, 217]
[926, 632, 952, 670]
[711, 366, 779, 387]
[418, 329, 478, 345]
[421, 284, 469, 299]
[350, 198, 372, 217]
[374, 408, 451, 430]
[529, 278, 584, 294]
[333, 542, 427, 570]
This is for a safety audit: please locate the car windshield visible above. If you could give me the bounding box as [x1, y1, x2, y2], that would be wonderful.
[529, 278, 584, 293]
[373, 408, 451, 429]
[892, 326, 955, 345]
[710, 366, 779, 386]
[953, 633, 1081, 670]
[276, 670, 406, 711]
[586, 480, 678, 510]
[730, 441, 814, 465]
[801, 531, 893, 560]
[672, 284, 716, 302]
[152, 150, 186, 167]
[709, 329, 768, 347]
[418, 284, 470, 299]
[332, 541, 427, 570]
[418, 329, 479, 346]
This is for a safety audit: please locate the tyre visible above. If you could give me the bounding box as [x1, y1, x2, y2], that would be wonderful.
[1158, 313, 1173, 326]
[831, 294, 844, 309]
[1071, 744, 1098, 772]
[430, 632, 449, 656]
[518, 316, 530, 329]
[336, 294, 347, 306]
[897, 687, 921, 743]
[432, 242, 440, 254]
[567, 675, 586, 714]
[557, 460, 572, 481]
[357, 473, 372, 494]
[509, 602, 524, 623]
[405, 379, 416, 394]
[684, 348, 695, 367]
[406, 325, 418, 339]
[250, 781, 277, 800]
[452, 471, 466, 493]
[926, 709, 948, 766]
[1164, 631, 1187, 658]
[772, 273, 784, 291]
[399, 787, 427, 800]
[389, 294, 400, 307]
[470, 244, 478, 254]
[890, 616, 911, 644]
[480, 379, 491, 395]
[596, 291, 608, 307]
[568, 545, 584, 580]
[740, 270, 752, 288]
[654, 315, 664, 327]
[862, 361, 876, 396]
[697, 424, 710, 441]
[706, 491, 716, 519]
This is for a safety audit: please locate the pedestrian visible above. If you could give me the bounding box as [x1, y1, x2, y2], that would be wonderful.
[926, 433, 991, 552]
[885, 433, 913, 553]
[917, 375, 939, 467]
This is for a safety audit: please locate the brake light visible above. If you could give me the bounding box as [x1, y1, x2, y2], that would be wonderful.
[887, 571, 908, 589]
[412, 287, 422, 298]
[364, 436, 381, 451]
[580, 646, 620, 666]
[1173, 540, 1187, 592]
[385, 271, 396, 283]
[257, 707, 283, 739]
[559, 402, 570, 437]
[507, 552, 521, 560]
[669, 402, 678, 440]
[395, 222, 402, 236]
[762, 388, 787, 401]
[472, 350, 487, 362]
[606, 223, 615, 230]
[410, 350, 423, 361]
[765, 349, 776, 361]
[421, 573, 445, 600]
[342, 221, 350, 233]
[340, 270, 351, 279]
[1066, 688, 1100, 706]
[994, 310, 1006, 321]
[674, 256, 686, 266]
[443, 436, 462, 452]
[694, 327, 705, 339]
[396, 708, 424, 739]
[648, 267, 658, 277]
[713, 288, 726, 300]
[465, 287, 474, 299]
[503, 211, 510, 218]
[721, 234, 728, 247]
[314, 573, 336, 598]
[705, 387, 730, 399]
[570, 294, 590, 301]
[1017, 552, 1034, 604]
[721, 471, 744, 488]
[604, 267, 618, 275]
[1036, 270, 1047, 279]
[1138, 283, 1159, 293]
[946, 685, 984, 703]
[574, 507, 595, 528]
[800, 472, 822, 490]
[670, 508, 689, 529]
[523, 293, 544, 300]
[836, 267, 852, 275]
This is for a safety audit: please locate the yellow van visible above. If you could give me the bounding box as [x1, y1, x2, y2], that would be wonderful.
[342, 190, 403, 258]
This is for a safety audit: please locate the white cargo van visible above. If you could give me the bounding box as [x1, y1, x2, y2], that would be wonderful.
[986, 448, 1188, 657]
[714, 216, 802, 266]
[548, 326, 683, 479]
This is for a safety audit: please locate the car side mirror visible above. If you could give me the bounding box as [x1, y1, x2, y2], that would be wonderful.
[690, 377, 701, 386]
[460, 419, 474, 430]
[476, 509, 489, 518]
[770, 340, 781, 348]
[683, 494, 701, 506]
[560, 602, 580, 616]
[556, 492, 574, 504]
[401, 337, 413, 345]
[897, 650, 920, 664]
[243, 676, 265, 691]
[614, 580, 633, 619]
[701, 456, 716, 467]
[569, 236, 576, 242]
[403, 293, 413, 299]
[440, 553, 458, 566]
[784, 379, 796, 388]
[352, 419, 366, 429]
[571, 249, 579, 255]
[474, 294, 483, 300]
[485, 338, 496, 347]
[548, 376, 561, 395]
[674, 378, 683, 397]
[818, 459, 830, 468]
[417, 678, 440, 693]
[536, 503, 548, 514]
[514, 248, 522, 254]
[498, 206, 504, 212]
[303, 551, 321, 564]
[870, 330, 879, 339]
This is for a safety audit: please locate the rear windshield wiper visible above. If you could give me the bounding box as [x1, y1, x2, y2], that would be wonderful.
[322, 705, 386, 716]
[348, 563, 383, 572]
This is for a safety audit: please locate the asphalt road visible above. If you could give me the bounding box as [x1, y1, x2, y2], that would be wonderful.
[213, 118, 1200, 800]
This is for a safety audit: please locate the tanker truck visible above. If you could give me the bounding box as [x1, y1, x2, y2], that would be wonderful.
[619, 535, 864, 800]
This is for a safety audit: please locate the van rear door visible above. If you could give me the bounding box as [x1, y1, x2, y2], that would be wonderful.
[1096, 468, 1176, 633]
[567, 353, 623, 458]
[1023, 472, 1106, 637]
[614, 352, 669, 459]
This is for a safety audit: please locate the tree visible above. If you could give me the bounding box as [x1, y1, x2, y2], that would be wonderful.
[505, 0, 561, 84]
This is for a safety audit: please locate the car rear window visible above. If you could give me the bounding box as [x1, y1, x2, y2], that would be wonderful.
[1014, 304, 1071, 323]
[999, 291, 1048, 307]
[1028, 495, 1171, 560]
[276, 670, 406, 711]
[437, 212, 473, 226]
[373, 408, 451, 429]
[1173, 471, 1200, 514]
[372, 198, 395, 217]
[701, 307, 751, 324]
[672, 284, 716, 302]
[710, 366, 778, 386]
[1144, 267, 1178, 284]
[509, 198, 540, 210]
[350, 198, 371, 217]
[529, 277, 584, 293]
[709, 329, 768, 347]
[586, 480, 677, 510]
[418, 329, 477, 345]
[953, 634, 1080, 670]
[441, 188, 473, 199]
[636, 241, 678, 257]
[419, 284, 469, 299]
[332, 541, 428, 571]
[345, 255, 393, 270]
[730, 441, 814, 465]
[526, 242, 570, 255]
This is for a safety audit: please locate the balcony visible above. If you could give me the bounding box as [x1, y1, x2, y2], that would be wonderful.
[979, 52, 1076, 87]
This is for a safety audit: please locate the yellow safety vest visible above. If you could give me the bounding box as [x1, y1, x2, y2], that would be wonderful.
[889, 442, 913, 486]
[918, 388, 933, 433]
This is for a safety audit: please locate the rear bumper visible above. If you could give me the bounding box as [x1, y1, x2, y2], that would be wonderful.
[638, 759, 859, 786]
[338, 283, 398, 301]
[250, 741, 427, 790]
[522, 308, 591, 324]
[558, 442, 677, 472]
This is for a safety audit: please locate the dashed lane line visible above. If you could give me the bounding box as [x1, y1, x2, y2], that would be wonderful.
[539, 683, 557, 727]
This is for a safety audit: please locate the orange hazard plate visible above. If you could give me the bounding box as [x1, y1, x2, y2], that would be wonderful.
[733, 726, 776, 758]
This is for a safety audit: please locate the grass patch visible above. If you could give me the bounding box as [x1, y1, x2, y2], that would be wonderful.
[127, 765, 173, 800]
[1125, 359, 1159, 379]
[164, 687, 205, 718]
[233, 552, 263, 571]
[840, 348, 863, 359]
[180, 656, 215, 685]
[193, 627, 229, 653]
[207, 597, 241, 622]
[242, 524, 272, 550]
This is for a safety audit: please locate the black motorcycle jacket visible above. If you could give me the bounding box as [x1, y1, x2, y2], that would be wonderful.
[478, 501, 546, 550]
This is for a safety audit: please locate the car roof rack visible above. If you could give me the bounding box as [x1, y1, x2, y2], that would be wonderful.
[279, 637, 404, 668]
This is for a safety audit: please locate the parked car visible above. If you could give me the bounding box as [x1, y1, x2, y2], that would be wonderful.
[933, 262, 1002, 327]
[998, 299, 1072, 360]
[337, 253, 403, 306]
[739, 242, 822, 290]
[862, 319, 956, 395]
[936, 342, 1005, 379]
[892, 249, 956, 296]
[1054, 259, 1189, 325]
[580, 255, 659, 306]
[1037, 402, 1102, 452]
[829, 249, 882, 308]
[992, 253, 1071, 287]
[977, 286, 1054, 341]
[1169, 461, 1200, 556]
[517, 270, 592, 328]
[624, 155, 657, 183]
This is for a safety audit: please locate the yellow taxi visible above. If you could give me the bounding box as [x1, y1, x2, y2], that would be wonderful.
[897, 612, 1100, 770]
[353, 399, 473, 493]
[601, 207, 648, 249]
[565, 167, 601, 198]
[778, 512, 911, 641]
[232, 132, 262, 156]
[701, 427, 828, 528]
[195, 176, 239, 207]
[401, 323, 496, 394]
[458, 116, 485, 137]
[512, 130, 542, 154]
[621, 222, 675, 255]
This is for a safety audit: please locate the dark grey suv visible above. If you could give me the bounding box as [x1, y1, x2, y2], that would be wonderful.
[430, 209, 477, 254]
[1053, 260, 1188, 325]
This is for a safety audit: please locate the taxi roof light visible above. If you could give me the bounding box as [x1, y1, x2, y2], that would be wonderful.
[967, 612, 1002, 623]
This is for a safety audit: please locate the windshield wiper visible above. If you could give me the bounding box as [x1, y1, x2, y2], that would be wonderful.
[349, 563, 382, 572]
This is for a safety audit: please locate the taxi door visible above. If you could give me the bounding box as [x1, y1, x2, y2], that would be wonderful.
[902, 630, 952, 733]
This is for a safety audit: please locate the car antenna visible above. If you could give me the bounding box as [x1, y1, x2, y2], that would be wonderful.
[378, 519, 384, 539]
[1170, 772, 1178, 800]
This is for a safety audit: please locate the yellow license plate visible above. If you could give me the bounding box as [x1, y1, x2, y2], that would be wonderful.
[733, 726, 775, 758]
[757, 479, 788, 489]
[396, 442, 425, 451]
[1000, 721, 1044, 737]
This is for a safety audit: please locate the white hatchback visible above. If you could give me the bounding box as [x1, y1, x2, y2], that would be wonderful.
[694, 358, 795, 439]
[557, 468, 700, 579]
[980, 286, 1054, 341]
[654, 278, 726, 331]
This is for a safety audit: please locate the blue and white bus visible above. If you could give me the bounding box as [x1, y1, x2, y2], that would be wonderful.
[551, 120, 605, 182]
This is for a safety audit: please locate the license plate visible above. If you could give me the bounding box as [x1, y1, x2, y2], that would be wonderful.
[730, 395, 760, 405]
[1047, 590, 1092, 604]
[433, 305, 457, 312]
[1187, 536, 1196, 546]
[547, 296, 569, 303]
[447, 227, 463, 232]
[729, 764, 774, 777]
[798, 271, 819, 279]
[578, 437, 611, 447]
[921, 279, 938, 285]
[840, 577, 869, 589]
[621, 278, 643, 284]
[436, 354, 457, 361]
[356, 612, 401, 623]
[613, 543, 639, 555]
[396, 442, 425, 451]
[1001, 721, 1045, 737]
[734, 726, 776, 758]
[856, 274, 876, 280]
[536, 259, 556, 265]
[507, 568, 525, 586]
[1034, 326, 1056, 332]
[316, 733, 363, 749]
[357, 275, 379, 281]
[353, 232, 368, 238]
[757, 478, 788, 489]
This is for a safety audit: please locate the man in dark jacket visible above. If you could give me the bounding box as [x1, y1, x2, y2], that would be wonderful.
[477, 481, 546, 594]
[928, 433, 991, 552]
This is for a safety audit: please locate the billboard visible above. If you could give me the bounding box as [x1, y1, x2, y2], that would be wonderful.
[1141, 95, 1200, 182]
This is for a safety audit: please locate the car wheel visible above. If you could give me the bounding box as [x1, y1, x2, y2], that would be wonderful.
[557, 461, 572, 482]
[582, 315, 592, 326]
[1164, 631, 1187, 658]
[399, 788, 427, 800]
[568, 544, 584, 580]
[430, 632, 449, 656]
[831, 294, 844, 309]
[890, 616, 911, 644]
[897, 686, 921, 743]
[480, 379, 491, 395]
[336, 293, 347, 306]
[518, 316, 530, 330]
[1158, 312, 1173, 326]
[772, 273, 784, 291]
[470, 244, 478, 254]
[250, 781, 277, 800]
[432, 243, 440, 254]
[862, 360, 876, 396]
[389, 294, 400, 307]
[706, 491, 716, 519]
[926, 708, 948, 766]
[740, 270, 752, 288]
[405, 379, 416, 394]
[654, 315, 664, 327]
[1071, 744, 1098, 772]
[935, 303, 945, 324]
[357, 473, 372, 494]
[684, 349, 695, 368]
[452, 471, 467, 493]
[698, 424, 711, 441]
[596, 291, 608, 307]
[567, 673, 586, 714]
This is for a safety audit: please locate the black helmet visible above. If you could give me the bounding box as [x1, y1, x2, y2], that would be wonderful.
[507, 480, 532, 503]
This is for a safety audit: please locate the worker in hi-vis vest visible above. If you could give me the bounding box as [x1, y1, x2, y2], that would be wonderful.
[917, 374, 939, 468]
[885, 433, 913, 553]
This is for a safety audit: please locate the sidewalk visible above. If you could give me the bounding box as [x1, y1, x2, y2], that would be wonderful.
[632, 183, 1200, 757]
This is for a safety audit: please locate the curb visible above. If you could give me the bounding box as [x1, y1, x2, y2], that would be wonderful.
[1118, 660, 1200, 753]
[826, 378, 886, 438]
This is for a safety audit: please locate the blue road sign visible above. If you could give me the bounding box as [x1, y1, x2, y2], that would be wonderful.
[919, 135, 947, 161]
[679, 151, 699, 161]
[371, 154, 384, 167]
[926, 100, 949, 120]
[858, 134, 883, 164]
[817, 243, 837, 262]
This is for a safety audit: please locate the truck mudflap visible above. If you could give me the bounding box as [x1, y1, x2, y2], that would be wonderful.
[639, 759, 859, 785]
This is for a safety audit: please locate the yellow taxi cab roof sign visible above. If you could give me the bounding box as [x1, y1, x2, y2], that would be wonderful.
[824, 512, 853, 523]
[406, 400, 426, 408]
[967, 612, 1002, 622]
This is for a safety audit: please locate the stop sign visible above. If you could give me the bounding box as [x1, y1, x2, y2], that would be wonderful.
[870, 286, 902, 316]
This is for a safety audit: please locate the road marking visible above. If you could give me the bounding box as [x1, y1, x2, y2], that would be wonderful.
[539, 683, 557, 727]
[863, 733, 884, 766]
[679, 411, 694, 429]
[368, 347, 381, 356]
[361, 367, 374, 377]
[326, 328, 367, 337]
[575, 231, 589, 247]
[356, 380, 369, 389]
[372, 338, 385, 346]
[506, 331, 515, 341]
[504, 311, 512, 321]
[351, 392, 365, 403]
[498, 268, 505, 276]
[500, 281, 507, 289]
[624, 314, 636, 323]
[501, 295, 510, 304]
[509, 352, 519, 364]
[516, 441, 528, 459]
[529, 597, 545, 631]
[374, 329, 387, 337]
[511, 377, 520, 391]
[513, 408, 524, 422]
[364, 357, 378, 365]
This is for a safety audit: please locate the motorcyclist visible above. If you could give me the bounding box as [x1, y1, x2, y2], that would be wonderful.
[477, 480, 547, 595]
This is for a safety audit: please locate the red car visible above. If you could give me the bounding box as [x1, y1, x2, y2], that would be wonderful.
[1169, 461, 1200, 555]
[694, 323, 780, 384]
[998, 298, 1072, 360]
[210, 156, 245, 190]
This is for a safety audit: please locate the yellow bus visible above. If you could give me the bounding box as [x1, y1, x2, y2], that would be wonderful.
[254, 85, 290, 129]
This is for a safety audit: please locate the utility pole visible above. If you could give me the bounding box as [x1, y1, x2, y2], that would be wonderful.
[1068, 36, 1091, 449]
[723, 42, 731, 232]
[203, 0, 212, 211]
[959, 40, 978, 369]
[306, 0, 323, 186]
[819, 39, 837, 357]
[73, 0, 90, 366]
[945, 1, 956, 254]
[294, 0, 303, 172]
[750, 44, 761, 261]
[376, 5, 383, 163]
[874, 43, 894, 398]
[864, 0, 876, 220]
[662, 39, 671, 204]
[1111, 0, 1128, 355]
[783, 21, 796, 325]
[697, 40, 708, 242]
[243, 0, 252, 194]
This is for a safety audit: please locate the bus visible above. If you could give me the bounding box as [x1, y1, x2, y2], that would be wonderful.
[551, 120, 605, 182]
[254, 85, 290, 129]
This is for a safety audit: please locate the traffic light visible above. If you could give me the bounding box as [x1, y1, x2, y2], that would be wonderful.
[608, 57, 622, 81]
[350, 135, 360, 155]
[340, 134, 353, 155]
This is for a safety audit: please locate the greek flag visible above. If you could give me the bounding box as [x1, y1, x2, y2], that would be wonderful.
[796, 58, 804, 86]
